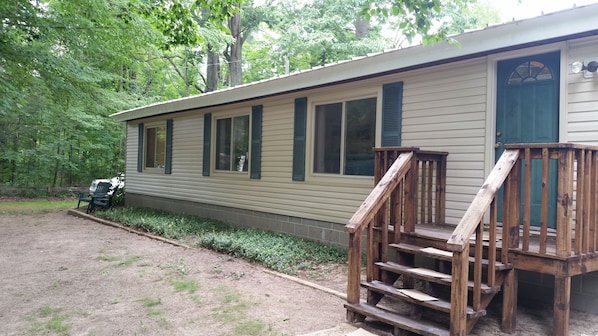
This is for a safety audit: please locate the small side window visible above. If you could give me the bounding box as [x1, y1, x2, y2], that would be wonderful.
[145, 124, 166, 169]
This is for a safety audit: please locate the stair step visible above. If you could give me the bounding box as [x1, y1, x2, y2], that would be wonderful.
[375, 261, 500, 295]
[362, 280, 486, 319]
[390, 243, 513, 271]
[345, 302, 450, 336]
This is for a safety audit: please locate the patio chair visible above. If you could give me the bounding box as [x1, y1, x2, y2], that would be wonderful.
[87, 185, 119, 214]
[78, 182, 111, 213]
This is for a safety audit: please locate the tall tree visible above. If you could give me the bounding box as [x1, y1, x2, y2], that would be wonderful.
[241, 0, 389, 81]
[0, 0, 497, 189]
[1, 0, 188, 186]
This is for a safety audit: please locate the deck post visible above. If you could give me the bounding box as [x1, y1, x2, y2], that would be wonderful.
[404, 157, 418, 232]
[556, 148, 574, 257]
[501, 269, 518, 332]
[450, 245, 469, 336]
[436, 154, 447, 224]
[347, 231, 362, 305]
[553, 276, 571, 336]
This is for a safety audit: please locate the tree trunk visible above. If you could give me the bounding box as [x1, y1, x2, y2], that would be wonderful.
[52, 131, 61, 188]
[10, 127, 18, 186]
[354, 17, 371, 39]
[227, 12, 243, 87]
[118, 63, 124, 92]
[206, 44, 220, 92]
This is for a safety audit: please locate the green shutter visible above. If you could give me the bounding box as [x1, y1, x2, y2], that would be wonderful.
[250, 105, 263, 179]
[165, 119, 173, 174]
[292, 97, 307, 181]
[382, 82, 404, 147]
[202, 113, 212, 176]
[137, 123, 144, 172]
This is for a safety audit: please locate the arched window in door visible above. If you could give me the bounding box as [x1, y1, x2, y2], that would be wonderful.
[507, 60, 553, 85]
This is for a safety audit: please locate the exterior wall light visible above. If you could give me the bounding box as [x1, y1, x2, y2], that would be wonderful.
[572, 59, 598, 78]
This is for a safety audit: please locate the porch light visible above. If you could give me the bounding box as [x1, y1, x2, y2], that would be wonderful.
[571, 60, 598, 78]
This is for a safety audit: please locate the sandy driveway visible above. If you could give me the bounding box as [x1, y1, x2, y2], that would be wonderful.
[0, 210, 347, 336]
[2, 210, 598, 336]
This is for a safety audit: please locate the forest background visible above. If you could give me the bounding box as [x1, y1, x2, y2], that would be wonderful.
[1, 0, 503, 191]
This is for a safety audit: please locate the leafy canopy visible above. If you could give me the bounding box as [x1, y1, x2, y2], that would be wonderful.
[363, 0, 476, 44]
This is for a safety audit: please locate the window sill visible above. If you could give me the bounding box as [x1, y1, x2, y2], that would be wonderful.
[211, 170, 250, 178]
[142, 168, 165, 174]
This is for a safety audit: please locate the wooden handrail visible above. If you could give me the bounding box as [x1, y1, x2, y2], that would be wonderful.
[446, 149, 520, 251]
[345, 151, 413, 234]
[345, 148, 448, 309]
[448, 149, 520, 335]
[345, 150, 415, 307]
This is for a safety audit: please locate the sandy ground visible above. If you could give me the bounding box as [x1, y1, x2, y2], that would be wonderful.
[1, 210, 598, 336]
[0, 211, 348, 336]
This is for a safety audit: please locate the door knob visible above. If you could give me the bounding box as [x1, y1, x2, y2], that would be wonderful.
[495, 142, 503, 149]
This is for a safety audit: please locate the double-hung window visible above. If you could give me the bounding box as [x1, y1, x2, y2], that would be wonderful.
[145, 124, 166, 169]
[313, 97, 376, 176]
[137, 120, 172, 174]
[215, 115, 250, 172]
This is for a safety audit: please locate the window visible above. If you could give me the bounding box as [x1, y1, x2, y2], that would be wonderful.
[145, 125, 166, 169]
[313, 97, 376, 176]
[507, 60, 553, 85]
[215, 115, 250, 172]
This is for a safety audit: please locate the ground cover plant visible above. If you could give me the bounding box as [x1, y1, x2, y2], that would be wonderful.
[97, 207, 347, 275]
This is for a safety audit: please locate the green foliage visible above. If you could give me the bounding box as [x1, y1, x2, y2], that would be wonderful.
[139, 0, 241, 49]
[111, 188, 126, 207]
[142, 297, 162, 307]
[0, 0, 156, 187]
[99, 207, 233, 239]
[243, 0, 389, 81]
[363, 0, 447, 43]
[30, 305, 70, 336]
[172, 279, 198, 294]
[234, 319, 268, 335]
[97, 207, 347, 274]
[197, 229, 347, 273]
[0, 0, 498, 188]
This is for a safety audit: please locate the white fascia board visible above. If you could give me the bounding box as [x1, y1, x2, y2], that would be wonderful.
[112, 4, 598, 122]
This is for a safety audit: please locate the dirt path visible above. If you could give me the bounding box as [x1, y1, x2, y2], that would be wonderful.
[0, 211, 347, 336]
[2, 210, 598, 336]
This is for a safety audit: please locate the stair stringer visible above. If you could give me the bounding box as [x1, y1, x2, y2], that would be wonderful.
[345, 235, 513, 336]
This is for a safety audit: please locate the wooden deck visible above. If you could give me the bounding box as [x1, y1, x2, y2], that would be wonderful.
[396, 223, 598, 276]
[344, 144, 598, 336]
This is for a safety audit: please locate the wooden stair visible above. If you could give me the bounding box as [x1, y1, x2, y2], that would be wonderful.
[345, 238, 512, 336]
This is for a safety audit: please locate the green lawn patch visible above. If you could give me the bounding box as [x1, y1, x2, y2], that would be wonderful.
[0, 200, 74, 215]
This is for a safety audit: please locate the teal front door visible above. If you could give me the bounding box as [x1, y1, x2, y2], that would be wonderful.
[496, 51, 560, 228]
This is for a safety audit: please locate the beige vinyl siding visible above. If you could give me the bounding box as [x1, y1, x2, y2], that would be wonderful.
[125, 58, 491, 226]
[401, 58, 488, 225]
[125, 124, 138, 183]
[565, 37, 598, 225]
[567, 36, 598, 145]
[126, 95, 373, 225]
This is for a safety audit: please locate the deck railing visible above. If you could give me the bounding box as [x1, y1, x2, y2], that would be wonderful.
[446, 143, 598, 335]
[344, 147, 448, 311]
[505, 143, 598, 257]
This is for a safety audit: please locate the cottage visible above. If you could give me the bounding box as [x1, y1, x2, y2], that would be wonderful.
[112, 5, 598, 335]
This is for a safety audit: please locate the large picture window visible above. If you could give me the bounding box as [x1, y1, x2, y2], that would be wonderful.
[313, 97, 376, 176]
[216, 115, 250, 172]
[145, 125, 166, 169]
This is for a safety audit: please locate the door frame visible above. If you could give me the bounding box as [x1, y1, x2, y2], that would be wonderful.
[484, 42, 568, 177]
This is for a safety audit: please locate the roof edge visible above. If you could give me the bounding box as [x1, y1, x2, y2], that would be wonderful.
[112, 4, 598, 122]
